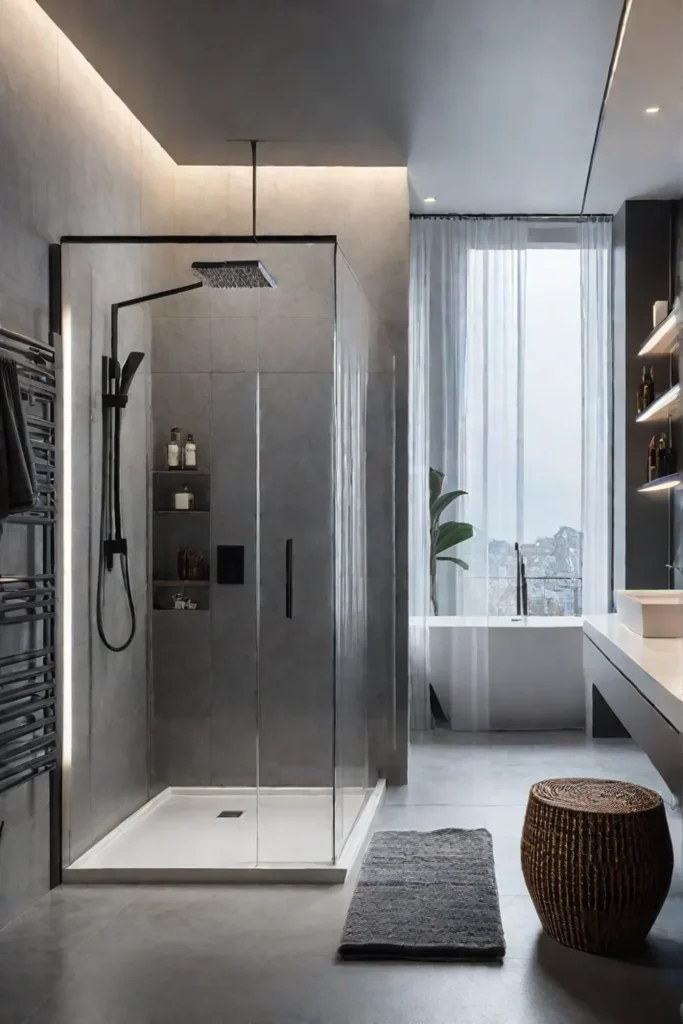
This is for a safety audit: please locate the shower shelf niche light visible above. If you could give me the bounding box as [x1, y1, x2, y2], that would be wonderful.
[152, 580, 210, 587]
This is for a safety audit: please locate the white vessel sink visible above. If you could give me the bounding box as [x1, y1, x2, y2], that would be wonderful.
[615, 590, 683, 638]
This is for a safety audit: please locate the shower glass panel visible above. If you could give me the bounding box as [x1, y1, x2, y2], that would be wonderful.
[62, 236, 373, 876]
[254, 241, 337, 864]
[334, 251, 371, 852]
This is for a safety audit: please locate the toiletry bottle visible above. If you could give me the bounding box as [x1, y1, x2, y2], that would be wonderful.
[177, 548, 190, 580]
[646, 366, 656, 406]
[166, 427, 181, 469]
[183, 432, 197, 470]
[642, 368, 652, 409]
[174, 485, 195, 511]
[648, 436, 657, 482]
[656, 435, 668, 478]
[637, 367, 646, 415]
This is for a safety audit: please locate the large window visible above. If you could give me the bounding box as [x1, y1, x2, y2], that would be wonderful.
[409, 215, 612, 727]
[481, 247, 583, 616]
[441, 229, 587, 617]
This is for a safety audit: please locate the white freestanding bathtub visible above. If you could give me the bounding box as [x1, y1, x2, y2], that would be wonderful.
[423, 616, 585, 731]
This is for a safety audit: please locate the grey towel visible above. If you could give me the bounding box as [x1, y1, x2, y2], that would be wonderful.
[0, 355, 37, 520]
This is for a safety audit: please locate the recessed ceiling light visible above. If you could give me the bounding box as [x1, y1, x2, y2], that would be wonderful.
[424, 197, 437, 204]
[645, 106, 661, 114]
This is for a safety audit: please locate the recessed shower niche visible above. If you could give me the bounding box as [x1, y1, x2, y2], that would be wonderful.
[60, 237, 387, 881]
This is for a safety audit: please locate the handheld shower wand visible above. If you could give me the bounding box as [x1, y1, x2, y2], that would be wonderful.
[97, 195, 277, 652]
[97, 281, 203, 652]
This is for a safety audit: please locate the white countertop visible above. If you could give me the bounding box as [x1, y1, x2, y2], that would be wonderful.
[583, 614, 683, 732]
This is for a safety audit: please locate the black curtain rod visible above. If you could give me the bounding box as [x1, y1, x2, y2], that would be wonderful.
[410, 213, 612, 222]
[61, 234, 338, 245]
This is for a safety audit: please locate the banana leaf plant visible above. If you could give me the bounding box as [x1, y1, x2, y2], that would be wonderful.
[430, 468, 473, 615]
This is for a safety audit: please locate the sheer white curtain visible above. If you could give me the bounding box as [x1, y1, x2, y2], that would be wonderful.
[580, 218, 612, 614]
[409, 223, 432, 729]
[419, 218, 528, 618]
[409, 215, 612, 729]
[409, 218, 527, 727]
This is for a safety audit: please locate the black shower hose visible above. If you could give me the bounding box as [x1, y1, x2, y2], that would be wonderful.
[96, 392, 136, 652]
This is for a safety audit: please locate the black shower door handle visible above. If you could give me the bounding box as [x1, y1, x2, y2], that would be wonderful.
[285, 539, 293, 619]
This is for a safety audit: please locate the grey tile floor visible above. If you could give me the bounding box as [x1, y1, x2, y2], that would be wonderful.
[1, 731, 682, 1023]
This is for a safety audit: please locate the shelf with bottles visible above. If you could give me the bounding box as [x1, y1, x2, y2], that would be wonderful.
[153, 607, 209, 614]
[152, 473, 210, 514]
[643, 427, 677, 490]
[638, 473, 681, 494]
[152, 582, 210, 612]
[636, 382, 680, 424]
[153, 543, 209, 581]
[638, 301, 682, 356]
[152, 580, 210, 613]
[164, 426, 202, 472]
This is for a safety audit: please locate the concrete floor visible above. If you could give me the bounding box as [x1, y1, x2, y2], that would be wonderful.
[1, 731, 682, 1023]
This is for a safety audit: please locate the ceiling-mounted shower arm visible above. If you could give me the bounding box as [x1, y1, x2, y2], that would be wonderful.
[251, 139, 258, 240]
[109, 280, 204, 365]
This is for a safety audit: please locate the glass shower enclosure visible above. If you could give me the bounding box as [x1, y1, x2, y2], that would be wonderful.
[60, 237, 377, 879]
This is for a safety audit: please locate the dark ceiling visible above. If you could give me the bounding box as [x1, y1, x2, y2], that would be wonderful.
[37, 0, 631, 212]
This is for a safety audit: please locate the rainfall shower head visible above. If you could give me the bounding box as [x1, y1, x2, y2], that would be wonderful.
[191, 260, 277, 290]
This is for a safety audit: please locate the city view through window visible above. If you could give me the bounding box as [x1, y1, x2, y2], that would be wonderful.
[462, 246, 583, 617]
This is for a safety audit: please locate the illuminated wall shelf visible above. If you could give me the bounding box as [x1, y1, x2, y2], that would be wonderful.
[635, 382, 680, 423]
[638, 474, 680, 494]
[638, 302, 682, 356]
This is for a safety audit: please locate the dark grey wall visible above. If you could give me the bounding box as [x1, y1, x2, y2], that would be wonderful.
[613, 200, 677, 592]
[65, 244, 152, 862]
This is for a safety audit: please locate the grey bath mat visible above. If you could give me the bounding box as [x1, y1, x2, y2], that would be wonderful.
[339, 828, 505, 961]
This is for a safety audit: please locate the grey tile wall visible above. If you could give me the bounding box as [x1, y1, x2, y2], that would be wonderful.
[150, 243, 399, 804]
[67, 243, 152, 863]
[209, 371, 258, 787]
[258, 371, 335, 787]
[151, 246, 341, 791]
[0, 0, 178, 925]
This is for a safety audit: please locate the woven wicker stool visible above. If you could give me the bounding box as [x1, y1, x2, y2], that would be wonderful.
[521, 778, 673, 956]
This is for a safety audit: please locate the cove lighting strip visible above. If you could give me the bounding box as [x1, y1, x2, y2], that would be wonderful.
[59, 288, 73, 778]
[636, 383, 680, 423]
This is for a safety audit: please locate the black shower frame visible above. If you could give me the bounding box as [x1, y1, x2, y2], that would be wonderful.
[51, 232, 347, 876]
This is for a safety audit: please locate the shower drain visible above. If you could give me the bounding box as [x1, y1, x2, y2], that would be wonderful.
[217, 810, 244, 818]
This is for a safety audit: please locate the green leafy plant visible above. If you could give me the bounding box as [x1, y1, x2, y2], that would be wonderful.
[429, 468, 473, 615]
